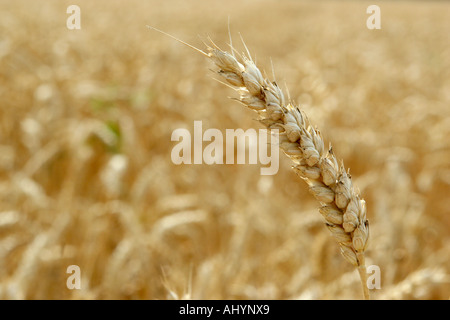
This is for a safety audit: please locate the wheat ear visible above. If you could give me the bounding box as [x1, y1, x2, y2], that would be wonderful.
[206, 40, 370, 299]
[148, 26, 370, 299]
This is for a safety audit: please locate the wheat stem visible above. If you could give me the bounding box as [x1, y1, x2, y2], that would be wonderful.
[357, 252, 370, 300]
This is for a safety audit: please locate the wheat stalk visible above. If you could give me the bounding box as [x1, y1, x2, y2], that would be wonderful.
[149, 26, 371, 300]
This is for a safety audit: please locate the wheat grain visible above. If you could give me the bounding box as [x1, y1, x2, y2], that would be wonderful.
[201, 39, 371, 299]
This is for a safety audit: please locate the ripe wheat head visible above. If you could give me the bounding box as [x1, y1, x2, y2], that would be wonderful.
[150, 26, 372, 299]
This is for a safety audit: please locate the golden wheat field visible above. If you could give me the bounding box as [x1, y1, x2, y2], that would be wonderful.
[0, 0, 449, 300]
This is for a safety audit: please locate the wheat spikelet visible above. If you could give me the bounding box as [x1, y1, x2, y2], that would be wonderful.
[204, 40, 371, 299]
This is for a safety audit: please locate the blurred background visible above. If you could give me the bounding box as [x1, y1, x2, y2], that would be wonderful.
[0, 0, 449, 299]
